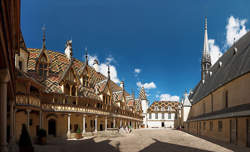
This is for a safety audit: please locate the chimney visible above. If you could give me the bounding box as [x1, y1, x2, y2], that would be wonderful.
[120, 81, 124, 90]
[93, 59, 99, 72]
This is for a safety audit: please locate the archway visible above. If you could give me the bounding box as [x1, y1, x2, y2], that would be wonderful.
[48, 119, 56, 136]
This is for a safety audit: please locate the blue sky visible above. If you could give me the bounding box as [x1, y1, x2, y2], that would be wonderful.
[21, 0, 250, 104]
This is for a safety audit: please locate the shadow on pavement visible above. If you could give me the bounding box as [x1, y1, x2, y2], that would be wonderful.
[178, 129, 250, 152]
[35, 137, 120, 152]
[139, 138, 213, 152]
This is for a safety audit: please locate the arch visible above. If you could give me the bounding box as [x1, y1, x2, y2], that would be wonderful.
[48, 119, 56, 136]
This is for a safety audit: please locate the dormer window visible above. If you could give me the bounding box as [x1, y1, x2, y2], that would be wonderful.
[19, 61, 23, 70]
[38, 54, 48, 79]
[168, 106, 172, 111]
[154, 106, 158, 111]
[161, 107, 165, 111]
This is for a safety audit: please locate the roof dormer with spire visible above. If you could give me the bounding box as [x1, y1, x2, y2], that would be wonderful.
[139, 87, 147, 100]
[201, 17, 211, 81]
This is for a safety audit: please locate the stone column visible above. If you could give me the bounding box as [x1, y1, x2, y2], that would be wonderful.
[120, 119, 122, 128]
[9, 100, 17, 152]
[105, 116, 107, 131]
[67, 114, 71, 138]
[0, 69, 10, 152]
[82, 114, 86, 134]
[113, 118, 116, 128]
[39, 110, 43, 129]
[94, 115, 98, 133]
[26, 109, 31, 131]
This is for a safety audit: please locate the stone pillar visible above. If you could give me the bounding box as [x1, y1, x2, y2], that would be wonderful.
[120, 119, 122, 128]
[94, 115, 98, 133]
[105, 116, 107, 131]
[9, 100, 17, 152]
[113, 118, 116, 128]
[0, 69, 10, 152]
[82, 114, 86, 134]
[39, 110, 43, 129]
[26, 109, 31, 131]
[67, 114, 71, 138]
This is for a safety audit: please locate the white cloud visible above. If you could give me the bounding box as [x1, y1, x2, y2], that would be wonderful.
[134, 68, 141, 74]
[208, 39, 223, 65]
[226, 16, 248, 47]
[158, 94, 179, 102]
[136, 81, 156, 89]
[88, 55, 120, 83]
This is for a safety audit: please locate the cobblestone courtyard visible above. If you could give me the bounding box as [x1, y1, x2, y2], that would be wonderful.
[35, 129, 250, 152]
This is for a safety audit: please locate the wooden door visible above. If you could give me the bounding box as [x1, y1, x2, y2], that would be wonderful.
[230, 119, 237, 144]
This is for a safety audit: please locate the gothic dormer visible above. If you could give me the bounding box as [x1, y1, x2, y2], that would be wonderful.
[36, 26, 50, 79]
[201, 17, 211, 81]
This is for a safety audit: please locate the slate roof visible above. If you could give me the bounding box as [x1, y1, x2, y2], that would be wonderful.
[190, 31, 250, 104]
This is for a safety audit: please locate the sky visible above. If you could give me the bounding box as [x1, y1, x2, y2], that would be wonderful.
[21, 0, 250, 105]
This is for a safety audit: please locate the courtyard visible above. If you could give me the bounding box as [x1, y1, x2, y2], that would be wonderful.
[34, 128, 250, 152]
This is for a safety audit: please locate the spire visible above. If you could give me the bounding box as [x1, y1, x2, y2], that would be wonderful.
[42, 25, 46, 50]
[202, 17, 209, 59]
[201, 17, 211, 80]
[65, 40, 73, 60]
[107, 65, 110, 80]
[85, 47, 88, 65]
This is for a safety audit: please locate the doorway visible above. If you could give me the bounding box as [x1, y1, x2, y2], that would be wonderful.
[230, 119, 237, 145]
[161, 122, 165, 127]
[48, 119, 56, 136]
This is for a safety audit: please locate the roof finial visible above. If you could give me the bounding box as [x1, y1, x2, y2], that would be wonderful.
[108, 64, 110, 79]
[205, 16, 207, 30]
[85, 47, 88, 65]
[42, 24, 46, 49]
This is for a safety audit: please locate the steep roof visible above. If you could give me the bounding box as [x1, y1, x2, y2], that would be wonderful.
[25, 48, 129, 100]
[139, 87, 147, 100]
[190, 31, 250, 104]
[148, 101, 180, 112]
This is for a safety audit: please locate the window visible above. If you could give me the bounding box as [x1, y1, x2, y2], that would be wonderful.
[168, 106, 172, 111]
[225, 90, 228, 108]
[211, 93, 214, 112]
[155, 113, 158, 119]
[162, 113, 165, 119]
[203, 103, 206, 114]
[168, 113, 171, 119]
[149, 113, 152, 119]
[175, 113, 177, 119]
[161, 107, 165, 111]
[38, 55, 48, 79]
[203, 122, 206, 130]
[210, 121, 213, 131]
[19, 61, 23, 70]
[218, 121, 223, 132]
[154, 106, 158, 111]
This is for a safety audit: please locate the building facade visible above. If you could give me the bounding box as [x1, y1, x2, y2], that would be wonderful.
[12, 30, 143, 142]
[146, 101, 180, 128]
[184, 18, 250, 148]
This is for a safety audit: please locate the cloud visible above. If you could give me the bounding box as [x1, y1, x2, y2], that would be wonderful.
[134, 68, 141, 74]
[208, 39, 223, 65]
[158, 94, 179, 101]
[136, 81, 156, 89]
[226, 16, 248, 47]
[88, 55, 120, 83]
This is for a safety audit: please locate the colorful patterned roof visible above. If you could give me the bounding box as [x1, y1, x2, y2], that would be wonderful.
[148, 101, 180, 112]
[25, 48, 132, 102]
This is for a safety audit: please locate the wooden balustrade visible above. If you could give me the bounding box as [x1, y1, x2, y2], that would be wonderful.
[16, 93, 142, 120]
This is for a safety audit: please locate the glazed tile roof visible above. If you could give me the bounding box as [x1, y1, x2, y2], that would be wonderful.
[139, 87, 147, 100]
[190, 31, 250, 104]
[25, 48, 130, 101]
[148, 101, 180, 112]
